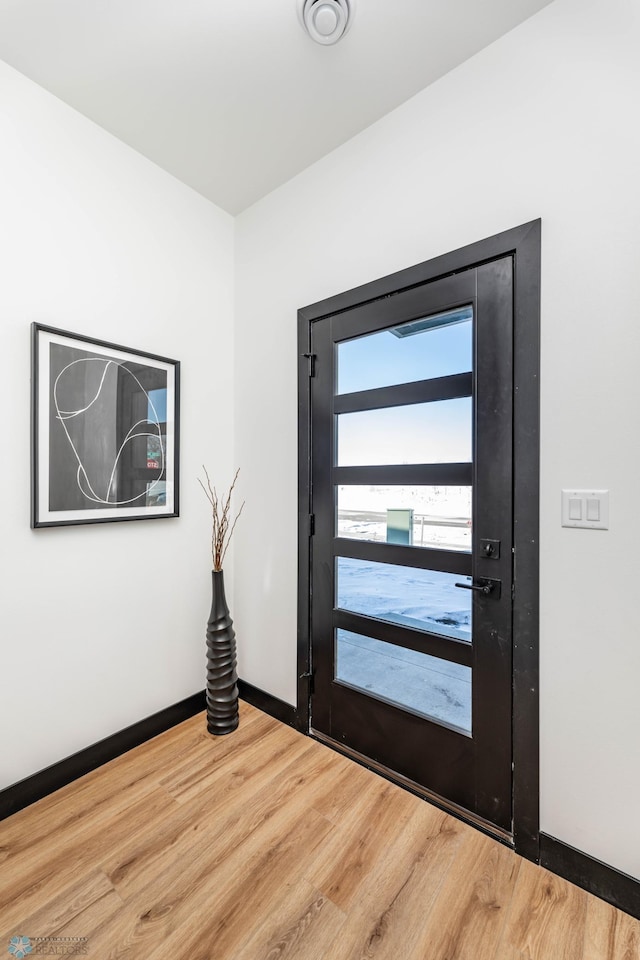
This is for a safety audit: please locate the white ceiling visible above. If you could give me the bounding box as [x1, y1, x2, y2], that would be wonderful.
[0, 0, 553, 214]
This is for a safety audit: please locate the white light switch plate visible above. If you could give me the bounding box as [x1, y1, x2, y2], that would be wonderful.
[561, 490, 609, 529]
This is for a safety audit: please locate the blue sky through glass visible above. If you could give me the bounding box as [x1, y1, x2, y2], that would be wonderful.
[337, 308, 472, 395]
[337, 398, 472, 466]
[336, 308, 473, 466]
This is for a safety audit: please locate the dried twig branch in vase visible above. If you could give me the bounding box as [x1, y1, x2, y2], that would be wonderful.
[199, 466, 245, 735]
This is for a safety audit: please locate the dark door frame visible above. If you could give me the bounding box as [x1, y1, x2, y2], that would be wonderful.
[297, 219, 541, 862]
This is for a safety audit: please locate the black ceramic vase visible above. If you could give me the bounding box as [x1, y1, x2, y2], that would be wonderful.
[206, 570, 239, 735]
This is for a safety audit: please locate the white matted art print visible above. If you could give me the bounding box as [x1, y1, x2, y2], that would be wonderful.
[31, 324, 180, 527]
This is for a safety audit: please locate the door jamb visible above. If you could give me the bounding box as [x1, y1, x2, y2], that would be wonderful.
[297, 219, 541, 862]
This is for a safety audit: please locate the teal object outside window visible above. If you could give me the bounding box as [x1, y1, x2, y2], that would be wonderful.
[386, 508, 413, 545]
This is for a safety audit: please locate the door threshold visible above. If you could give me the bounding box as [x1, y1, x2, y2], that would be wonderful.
[310, 727, 514, 848]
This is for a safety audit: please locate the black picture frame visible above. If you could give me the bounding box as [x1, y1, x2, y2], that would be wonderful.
[31, 323, 180, 528]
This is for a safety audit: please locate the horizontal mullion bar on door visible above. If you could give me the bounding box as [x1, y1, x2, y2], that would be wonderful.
[333, 372, 472, 415]
[333, 463, 473, 486]
[324, 276, 477, 337]
[334, 538, 472, 576]
[333, 609, 473, 667]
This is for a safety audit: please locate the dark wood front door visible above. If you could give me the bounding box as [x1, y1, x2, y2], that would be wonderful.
[306, 258, 515, 833]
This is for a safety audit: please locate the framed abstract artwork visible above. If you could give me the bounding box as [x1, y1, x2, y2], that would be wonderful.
[31, 323, 180, 527]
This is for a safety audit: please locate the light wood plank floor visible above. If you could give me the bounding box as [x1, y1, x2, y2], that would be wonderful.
[1, 702, 638, 959]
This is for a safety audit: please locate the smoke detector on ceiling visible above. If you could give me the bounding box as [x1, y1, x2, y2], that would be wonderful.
[297, 0, 356, 46]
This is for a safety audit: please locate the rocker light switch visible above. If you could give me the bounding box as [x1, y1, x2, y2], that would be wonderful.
[568, 498, 582, 521]
[562, 490, 609, 530]
[586, 498, 600, 522]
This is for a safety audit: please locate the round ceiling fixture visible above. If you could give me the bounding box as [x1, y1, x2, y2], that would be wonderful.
[297, 0, 356, 46]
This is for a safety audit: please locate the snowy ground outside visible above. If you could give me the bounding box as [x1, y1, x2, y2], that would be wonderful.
[337, 484, 472, 551]
[337, 557, 471, 642]
[336, 630, 471, 733]
[335, 555, 472, 732]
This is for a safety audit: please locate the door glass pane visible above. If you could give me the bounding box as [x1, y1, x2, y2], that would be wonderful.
[336, 557, 472, 642]
[336, 629, 471, 734]
[336, 397, 472, 466]
[337, 306, 472, 395]
[337, 485, 471, 552]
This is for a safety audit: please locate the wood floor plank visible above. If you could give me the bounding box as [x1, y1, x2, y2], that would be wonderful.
[401, 827, 521, 960]
[97, 743, 350, 957]
[0, 786, 179, 930]
[160, 711, 308, 803]
[0, 868, 123, 948]
[583, 893, 640, 960]
[54, 901, 149, 960]
[309, 753, 388, 826]
[305, 779, 417, 912]
[232, 879, 346, 960]
[1, 703, 264, 849]
[3, 704, 637, 960]
[496, 857, 587, 960]
[136, 807, 336, 960]
[102, 739, 330, 900]
[0, 713, 211, 857]
[327, 804, 465, 960]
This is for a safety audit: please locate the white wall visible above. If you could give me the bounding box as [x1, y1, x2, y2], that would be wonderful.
[234, 0, 640, 881]
[0, 60, 234, 789]
[2, 0, 637, 887]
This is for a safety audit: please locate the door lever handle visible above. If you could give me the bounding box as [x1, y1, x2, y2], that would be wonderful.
[455, 578, 501, 598]
[455, 580, 494, 595]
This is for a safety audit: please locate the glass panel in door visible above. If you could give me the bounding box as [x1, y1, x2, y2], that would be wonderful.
[336, 398, 472, 466]
[336, 484, 472, 551]
[336, 305, 473, 394]
[335, 628, 472, 733]
[336, 557, 472, 642]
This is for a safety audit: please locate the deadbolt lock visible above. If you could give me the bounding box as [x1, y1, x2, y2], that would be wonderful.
[481, 538, 501, 559]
